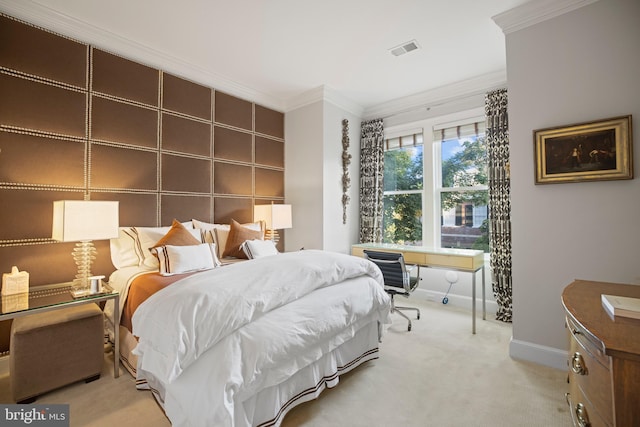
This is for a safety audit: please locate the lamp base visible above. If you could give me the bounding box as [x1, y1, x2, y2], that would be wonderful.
[264, 229, 280, 243]
[70, 241, 97, 297]
[70, 280, 107, 298]
[70, 285, 91, 298]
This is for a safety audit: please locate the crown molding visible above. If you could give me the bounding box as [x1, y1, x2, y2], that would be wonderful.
[492, 0, 600, 34]
[362, 70, 507, 121]
[285, 85, 364, 117]
[323, 87, 365, 117]
[285, 86, 325, 111]
[0, 0, 285, 111]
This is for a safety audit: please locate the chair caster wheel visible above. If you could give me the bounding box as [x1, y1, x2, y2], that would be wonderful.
[417, 313, 421, 320]
[408, 325, 412, 331]
[442, 297, 449, 304]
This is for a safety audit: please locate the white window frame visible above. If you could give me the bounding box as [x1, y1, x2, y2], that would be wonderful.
[383, 106, 486, 250]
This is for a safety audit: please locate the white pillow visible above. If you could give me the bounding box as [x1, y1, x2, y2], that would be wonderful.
[110, 227, 140, 269]
[136, 226, 201, 269]
[241, 239, 279, 259]
[153, 243, 221, 276]
[193, 219, 263, 258]
[191, 219, 224, 245]
[109, 224, 200, 269]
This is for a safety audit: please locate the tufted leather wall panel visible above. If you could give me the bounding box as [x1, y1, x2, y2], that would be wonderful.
[0, 14, 286, 351]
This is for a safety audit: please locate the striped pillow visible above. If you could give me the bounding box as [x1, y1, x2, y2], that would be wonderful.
[110, 221, 199, 269]
[153, 243, 221, 276]
[241, 239, 279, 259]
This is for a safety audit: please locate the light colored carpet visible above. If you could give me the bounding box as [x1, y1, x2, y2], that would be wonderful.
[0, 298, 571, 426]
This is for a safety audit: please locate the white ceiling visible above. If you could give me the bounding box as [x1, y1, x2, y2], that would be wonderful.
[4, 0, 535, 113]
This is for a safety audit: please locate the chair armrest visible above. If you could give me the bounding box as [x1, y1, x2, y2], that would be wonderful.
[405, 264, 421, 284]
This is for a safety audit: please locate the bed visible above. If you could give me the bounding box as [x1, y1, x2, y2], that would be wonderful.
[104, 220, 391, 427]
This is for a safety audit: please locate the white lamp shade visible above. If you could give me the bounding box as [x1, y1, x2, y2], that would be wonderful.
[52, 200, 119, 242]
[254, 204, 292, 230]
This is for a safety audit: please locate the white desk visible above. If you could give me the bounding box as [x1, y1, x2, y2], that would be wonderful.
[352, 243, 486, 334]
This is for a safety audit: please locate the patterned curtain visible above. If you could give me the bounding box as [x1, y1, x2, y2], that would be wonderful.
[359, 119, 385, 243]
[485, 89, 512, 322]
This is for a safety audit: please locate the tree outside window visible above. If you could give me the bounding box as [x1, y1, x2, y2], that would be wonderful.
[440, 135, 489, 252]
[382, 145, 423, 245]
[381, 116, 489, 252]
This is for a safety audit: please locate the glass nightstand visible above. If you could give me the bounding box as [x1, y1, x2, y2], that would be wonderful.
[0, 282, 120, 378]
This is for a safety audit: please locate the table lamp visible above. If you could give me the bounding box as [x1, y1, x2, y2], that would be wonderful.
[52, 200, 119, 297]
[254, 203, 292, 243]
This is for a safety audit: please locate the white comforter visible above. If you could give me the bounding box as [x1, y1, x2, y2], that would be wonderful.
[131, 250, 391, 426]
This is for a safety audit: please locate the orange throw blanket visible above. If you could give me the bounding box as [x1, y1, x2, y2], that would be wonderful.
[121, 271, 196, 332]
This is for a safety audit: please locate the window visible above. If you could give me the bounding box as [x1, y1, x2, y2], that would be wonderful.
[382, 109, 489, 252]
[436, 122, 488, 251]
[382, 132, 423, 245]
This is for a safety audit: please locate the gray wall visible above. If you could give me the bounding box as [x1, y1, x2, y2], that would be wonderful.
[506, 0, 640, 368]
[284, 96, 362, 254]
[284, 101, 325, 251]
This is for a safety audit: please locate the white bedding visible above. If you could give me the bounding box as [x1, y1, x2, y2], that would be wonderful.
[104, 265, 153, 341]
[129, 250, 391, 426]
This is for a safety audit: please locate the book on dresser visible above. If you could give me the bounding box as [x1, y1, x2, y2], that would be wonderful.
[601, 293, 640, 321]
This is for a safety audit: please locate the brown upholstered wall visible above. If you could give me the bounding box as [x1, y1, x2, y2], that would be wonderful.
[0, 14, 285, 352]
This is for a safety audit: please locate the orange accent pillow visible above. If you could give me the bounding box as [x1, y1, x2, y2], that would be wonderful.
[222, 219, 263, 258]
[153, 219, 201, 248]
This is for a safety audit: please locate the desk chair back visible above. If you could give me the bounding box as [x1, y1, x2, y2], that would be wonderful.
[363, 250, 417, 293]
[363, 250, 421, 331]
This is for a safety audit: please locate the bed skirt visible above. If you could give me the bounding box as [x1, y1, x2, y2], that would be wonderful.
[119, 320, 380, 426]
[246, 320, 380, 427]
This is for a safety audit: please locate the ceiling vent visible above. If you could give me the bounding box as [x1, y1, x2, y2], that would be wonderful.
[389, 40, 420, 57]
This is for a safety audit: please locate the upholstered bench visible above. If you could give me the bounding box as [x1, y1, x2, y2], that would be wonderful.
[10, 303, 104, 403]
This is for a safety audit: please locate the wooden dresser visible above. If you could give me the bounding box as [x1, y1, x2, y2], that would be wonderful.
[562, 280, 640, 426]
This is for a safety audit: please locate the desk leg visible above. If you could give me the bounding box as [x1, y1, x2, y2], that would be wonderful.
[472, 271, 476, 334]
[113, 294, 120, 379]
[482, 266, 486, 321]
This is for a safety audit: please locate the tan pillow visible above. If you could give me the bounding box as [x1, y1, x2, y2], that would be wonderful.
[222, 219, 263, 258]
[153, 219, 201, 248]
[212, 221, 264, 258]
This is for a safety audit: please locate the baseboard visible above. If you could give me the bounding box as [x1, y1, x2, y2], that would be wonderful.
[413, 288, 499, 317]
[509, 338, 568, 370]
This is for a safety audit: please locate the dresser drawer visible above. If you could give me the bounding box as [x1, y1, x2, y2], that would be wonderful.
[563, 280, 640, 427]
[566, 316, 608, 365]
[566, 382, 611, 427]
[567, 318, 612, 425]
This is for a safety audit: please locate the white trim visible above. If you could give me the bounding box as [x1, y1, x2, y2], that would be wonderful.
[363, 70, 506, 121]
[0, 0, 284, 111]
[283, 86, 326, 111]
[413, 288, 498, 316]
[492, 0, 600, 35]
[285, 85, 364, 117]
[322, 87, 364, 117]
[509, 338, 568, 371]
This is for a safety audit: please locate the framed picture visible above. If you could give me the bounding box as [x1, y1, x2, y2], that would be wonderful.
[534, 115, 633, 184]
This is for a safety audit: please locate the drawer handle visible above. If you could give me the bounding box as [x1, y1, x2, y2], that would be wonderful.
[575, 403, 591, 427]
[570, 352, 588, 375]
[565, 394, 591, 427]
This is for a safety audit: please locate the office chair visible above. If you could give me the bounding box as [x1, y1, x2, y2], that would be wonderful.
[363, 250, 421, 331]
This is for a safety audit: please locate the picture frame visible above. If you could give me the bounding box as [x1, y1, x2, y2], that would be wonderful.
[534, 115, 633, 184]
